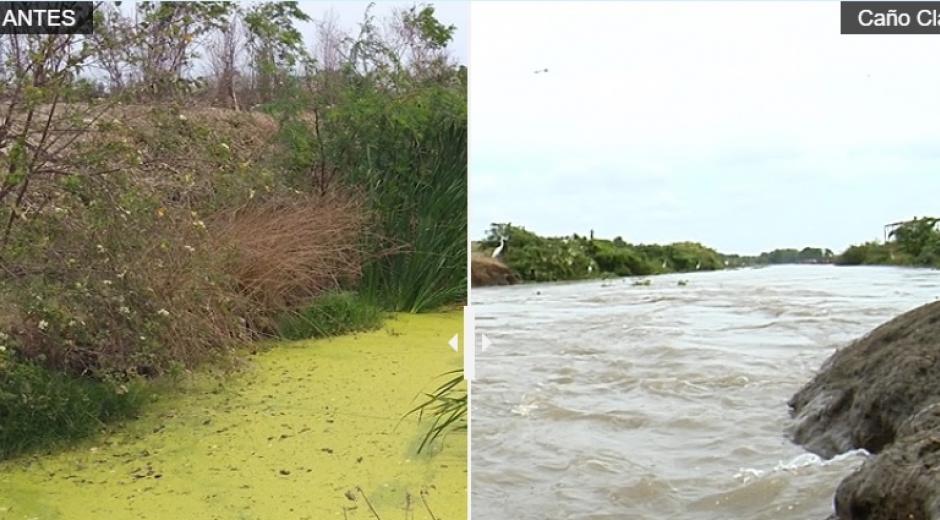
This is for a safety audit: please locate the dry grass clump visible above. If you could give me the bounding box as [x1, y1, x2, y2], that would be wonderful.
[3, 181, 370, 378]
[205, 189, 369, 334]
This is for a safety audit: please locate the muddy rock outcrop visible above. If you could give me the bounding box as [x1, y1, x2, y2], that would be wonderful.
[830, 403, 940, 520]
[471, 254, 521, 287]
[788, 300, 940, 520]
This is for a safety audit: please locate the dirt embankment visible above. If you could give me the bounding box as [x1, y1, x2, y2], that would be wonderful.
[787, 299, 940, 520]
[471, 254, 520, 288]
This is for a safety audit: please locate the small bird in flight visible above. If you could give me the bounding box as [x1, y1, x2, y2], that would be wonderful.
[534, 68, 549, 74]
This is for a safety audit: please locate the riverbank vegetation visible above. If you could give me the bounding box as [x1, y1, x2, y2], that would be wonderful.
[0, 2, 466, 459]
[472, 223, 850, 285]
[836, 217, 940, 268]
[477, 223, 724, 283]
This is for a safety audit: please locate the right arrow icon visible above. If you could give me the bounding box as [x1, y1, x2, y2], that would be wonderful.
[481, 334, 491, 352]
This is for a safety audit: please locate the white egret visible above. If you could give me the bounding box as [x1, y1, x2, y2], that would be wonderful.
[662, 259, 668, 269]
[492, 236, 506, 258]
[696, 261, 702, 270]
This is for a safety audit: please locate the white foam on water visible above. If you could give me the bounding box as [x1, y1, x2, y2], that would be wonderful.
[734, 449, 871, 483]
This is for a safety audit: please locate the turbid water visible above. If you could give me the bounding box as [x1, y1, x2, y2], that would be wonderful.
[0, 312, 465, 520]
[471, 265, 940, 520]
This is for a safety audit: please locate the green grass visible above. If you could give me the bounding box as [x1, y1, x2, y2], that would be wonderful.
[275, 291, 384, 340]
[402, 369, 467, 454]
[0, 360, 148, 459]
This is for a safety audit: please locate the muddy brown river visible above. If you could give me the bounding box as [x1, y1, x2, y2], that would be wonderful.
[470, 265, 940, 520]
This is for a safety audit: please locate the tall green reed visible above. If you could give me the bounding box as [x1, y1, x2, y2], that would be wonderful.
[356, 115, 467, 312]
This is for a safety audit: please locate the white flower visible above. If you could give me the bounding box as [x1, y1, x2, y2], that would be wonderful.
[0, 345, 6, 352]
[97, 244, 105, 253]
[103, 280, 112, 286]
[119, 306, 130, 315]
[183, 245, 195, 253]
[157, 309, 170, 317]
[38, 320, 49, 331]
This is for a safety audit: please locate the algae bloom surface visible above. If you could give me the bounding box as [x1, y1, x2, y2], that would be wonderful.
[0, 312, 466, 520]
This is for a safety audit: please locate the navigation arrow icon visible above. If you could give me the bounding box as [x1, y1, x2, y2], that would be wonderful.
[448, 334, 458, 352]
[481, 334, 491, 352]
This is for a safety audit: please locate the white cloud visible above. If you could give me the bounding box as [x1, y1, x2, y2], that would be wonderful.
[470, 1, 940, 254]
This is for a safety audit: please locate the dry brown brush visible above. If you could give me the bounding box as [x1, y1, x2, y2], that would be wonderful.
[206, 189, 369, 334]
[0, 103, 372, 379]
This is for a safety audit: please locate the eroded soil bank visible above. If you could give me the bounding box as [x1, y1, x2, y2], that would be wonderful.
[0, 312, 465, 520]
[471, 254, 520, 287]
[788, 299, 940, 520]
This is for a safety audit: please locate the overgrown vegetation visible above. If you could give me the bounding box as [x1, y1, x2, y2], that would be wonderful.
[480, 223, 725, 282]
[276, 291, 383, 341]
[0, 1, 466, 459]
[836, 217, 940, 267]
[0, 353, 149, 459]
[753, 247, 835, 265]
[474, 222, 864, 284]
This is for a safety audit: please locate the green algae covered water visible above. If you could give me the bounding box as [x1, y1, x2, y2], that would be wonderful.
[0, 312, 465, 520]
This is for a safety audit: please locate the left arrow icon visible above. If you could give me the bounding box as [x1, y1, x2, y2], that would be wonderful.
[448, 334, 459, 352]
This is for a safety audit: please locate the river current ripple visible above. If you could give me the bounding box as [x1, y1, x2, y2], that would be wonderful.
[471, 265, 940, 520]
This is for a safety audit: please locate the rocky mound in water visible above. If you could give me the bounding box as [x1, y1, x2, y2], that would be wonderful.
[788, 299, 940, 520]
[830, 402, 940, 520]
[471, 254, 520, 287]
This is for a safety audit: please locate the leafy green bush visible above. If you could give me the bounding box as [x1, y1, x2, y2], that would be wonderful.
[591, 241, 654, 276]
[836, 241, 913, 266]
[0, 355, 147, 459]
[276, 291, 384, 341]
[835, 243, 871, 265]
[482, 224, 724, 281]
[838, 217, 940, 268]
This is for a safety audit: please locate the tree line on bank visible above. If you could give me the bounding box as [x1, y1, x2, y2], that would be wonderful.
[479, 217, 940, 283]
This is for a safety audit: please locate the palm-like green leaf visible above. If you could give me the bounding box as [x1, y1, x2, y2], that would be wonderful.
[402, 369, 466, 453]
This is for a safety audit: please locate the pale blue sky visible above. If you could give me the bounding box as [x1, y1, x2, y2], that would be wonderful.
[469, 1, 940, 255]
